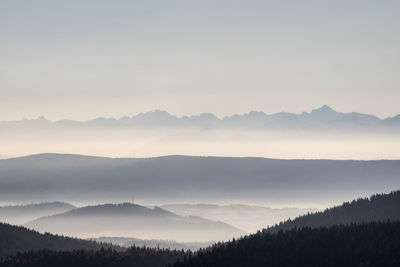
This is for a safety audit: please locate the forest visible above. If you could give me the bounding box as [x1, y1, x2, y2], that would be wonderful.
[1, 191, 400, 266]
[0, 222, 118, 258]
[266, 190, 400, 232]
[170, 221, 400, 267]
[2, 222, 399, 267]
[0, 246, 186, 267]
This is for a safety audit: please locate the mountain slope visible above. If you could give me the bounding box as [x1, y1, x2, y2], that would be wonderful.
[0, 222, 116, 258]
[0, 106, 398, 131]
[266, 190, 400, 232]
[1, 154, 399, 205]
[24, 203, 245, 242]
[0, 202, 76, 225]
[170, 191, 400, 267]
[170, 222, 400, 267]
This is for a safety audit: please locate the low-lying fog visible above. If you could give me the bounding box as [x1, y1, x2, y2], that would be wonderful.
[0, 201, 318, 245]
[1, 129, 400, 160]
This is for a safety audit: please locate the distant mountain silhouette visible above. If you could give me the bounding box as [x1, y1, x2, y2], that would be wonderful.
[0, 202, 75, 225]
[1, 154, 399, 205]
[0, 106, 399, 132]
[0, 222, 117, 258]
[25, 203, 245, 242]
[265, 190, 400, 232]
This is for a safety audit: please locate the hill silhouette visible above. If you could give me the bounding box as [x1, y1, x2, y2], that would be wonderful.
[25, 203, 245, 242]
[265, 190, 400, 232]
[170, 221, 400, 267]
[0, 202, 75, 225]
[0, 222, 117, 258]
[1, 153, 399, 205]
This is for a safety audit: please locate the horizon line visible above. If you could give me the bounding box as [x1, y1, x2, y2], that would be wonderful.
[2, 105, 399, 123]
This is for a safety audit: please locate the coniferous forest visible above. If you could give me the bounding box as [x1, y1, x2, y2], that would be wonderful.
[170, 221, 400, 267]
[266, 190, 400, 233]
[1, 191, 399, 266]
[2, 222, 399, 267]
[0, 246, 186, 267]
[0, 222, 118, 258]
[2, 1, 400, 266]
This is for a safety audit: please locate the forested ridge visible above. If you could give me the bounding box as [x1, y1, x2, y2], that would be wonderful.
[266, 190, 400, 233]
[0, 247, 186, 267]
[170, 221, 400, 267]
[1, 191, 400, 266]
[0, 222, 118, 258]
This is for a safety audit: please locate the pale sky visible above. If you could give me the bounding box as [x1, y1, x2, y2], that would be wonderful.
[1, 0, 399, 120]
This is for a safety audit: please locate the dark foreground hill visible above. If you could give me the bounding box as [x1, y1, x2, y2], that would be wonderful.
[170, 221, 400, 267]
[0, 222, 117, 258]
[1, 246, 186, 267]
[266, 190, 400, 232]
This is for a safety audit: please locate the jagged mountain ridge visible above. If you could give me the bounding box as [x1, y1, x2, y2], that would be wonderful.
[1, 106, 399, 131]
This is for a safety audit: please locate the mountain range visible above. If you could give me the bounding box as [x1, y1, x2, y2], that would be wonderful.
[1, 106, 399, 132]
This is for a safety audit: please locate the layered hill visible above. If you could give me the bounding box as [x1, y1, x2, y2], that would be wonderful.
[25, 203, 244, 242]
[0, 222, 116, 258]
[170, 191, 400, 267]
[1, 154, 399, 206]
[161, 204, 317, 233]
[0, 202, 75, 225]
[1, 106, 400, 160]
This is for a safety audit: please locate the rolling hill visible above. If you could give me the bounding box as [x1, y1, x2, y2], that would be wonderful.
[169, 191, 400, 267]
[161, 204, 318, 233]
[1, 153, 399, 206]
[0, 202, 75, 225]
[24, 203, 245, 242]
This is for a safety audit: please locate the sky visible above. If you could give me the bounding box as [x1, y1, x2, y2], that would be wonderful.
[1, 0, 400, 121]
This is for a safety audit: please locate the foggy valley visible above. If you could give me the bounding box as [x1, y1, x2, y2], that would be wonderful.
[1, 0, 400, 265]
